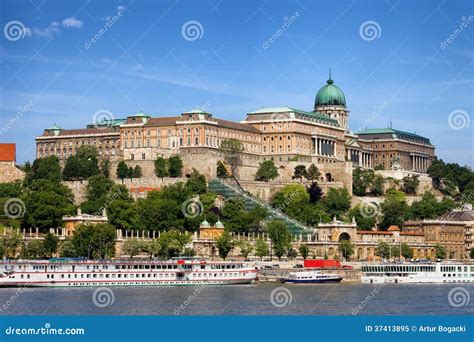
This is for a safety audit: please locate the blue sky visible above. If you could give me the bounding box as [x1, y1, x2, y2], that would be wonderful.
[0, 0, 472, 166]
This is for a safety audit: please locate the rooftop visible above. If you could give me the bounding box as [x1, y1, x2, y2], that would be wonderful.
[357, 128, 432, 144]
[247, 107, 339, 126]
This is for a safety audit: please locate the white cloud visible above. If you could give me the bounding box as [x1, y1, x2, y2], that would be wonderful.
[61, 17, 83, 29]
[26, 17, 83, 39]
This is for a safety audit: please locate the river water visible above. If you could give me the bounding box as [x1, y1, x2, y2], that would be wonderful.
[0, 284, 472, 315]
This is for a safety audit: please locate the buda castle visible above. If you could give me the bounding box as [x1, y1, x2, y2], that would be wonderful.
[35, 73, 435, 188]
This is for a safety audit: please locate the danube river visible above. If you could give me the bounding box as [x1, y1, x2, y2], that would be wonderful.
[0, 284, 472, 315]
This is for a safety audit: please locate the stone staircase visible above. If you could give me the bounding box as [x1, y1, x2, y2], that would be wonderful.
[208, 178, 313, 234]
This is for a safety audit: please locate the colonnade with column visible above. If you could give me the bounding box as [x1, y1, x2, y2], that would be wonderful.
[411, 154, 430, 173]
[313, 137, 336, 157]
[346, 148, 373, 168]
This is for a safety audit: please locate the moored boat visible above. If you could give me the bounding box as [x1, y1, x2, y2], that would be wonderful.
[361, 262, 474, 284]
[280, 270, 343, 284]
[0, 259, 258, 287]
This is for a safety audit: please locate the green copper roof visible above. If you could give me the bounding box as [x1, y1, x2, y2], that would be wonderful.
[183, 109, 210, 115]
[247, 107, 339, 126]
[314, 71, 346, 107]
[248, 107, 294, 114]
[94, 118, 126, 126]
[129, 111, 150, 118]
[47, 124, 63, 130]
[357, 128, 432, 144]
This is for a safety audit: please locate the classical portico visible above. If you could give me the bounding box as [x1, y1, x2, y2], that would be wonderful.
[410, 153, 430, 173]
[312, 136, 336, 157]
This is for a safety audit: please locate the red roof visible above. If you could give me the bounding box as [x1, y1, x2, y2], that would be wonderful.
[357, 231, 392, 235]
[0, 143, 15, 162]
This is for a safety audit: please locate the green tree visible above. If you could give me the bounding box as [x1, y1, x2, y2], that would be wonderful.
[352, 167, 371, 196]
[375, 241, 390, 259]
[43, 233, 59, 257]
[371, 175, 385, 196]
[100, 159, 110, 178]
[400, 243, 413, 259]
[25, 239, 46, 259]
[434, 243, 447, 259]
[293, 165, 307, 182]
[299, 244, 309, 259]
[237, 240, 253, 259]
[1, 231, 22, 258]
[323, 188, 351, 219]
[307, 182, 323, 204]
[62, 155, 82, 181]
[122, 238, 143, 258]
[58, 239, 76, 257]
[23, 180, 75, 230]
[271, 184, 309, 221]
[220, 198, 248, 232]
[132, 165, 142, 179]
[216, 161, 229, 179]
[117, 161, 129, 183]
[185, 169, 207, 194]
[339, 240, 354, 260]
[287, 247, 297, 259]
[108, 199, 140, 231]
[267, 221, 291, 260]
[306, 164, 321, 183]
[348, 205, 377, 231]
[255, 239, 269, 260]
[220, 139, 243, 180]
[72, 223, 116, 259]
[156, 230, 192, 259]
[168, 156, 183, 177]
[402, 175, 419, 195]
[137, 195, 182, 231]
[0, 180, 23, 198]
[25, 156, 61, 184]
[216, 231, 234, 260]
[81, 174, 114, 214]
[255, 160, 278, 182]
[427, 159, 446, 189]
[380, 192, 409, 230]
[154, 157, 169, 180]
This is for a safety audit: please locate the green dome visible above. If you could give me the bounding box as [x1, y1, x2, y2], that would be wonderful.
[200, 220, 210, 227]
[314, 73, 346, 107]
